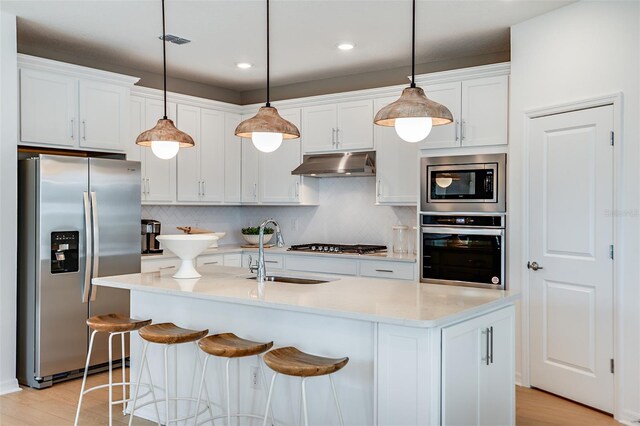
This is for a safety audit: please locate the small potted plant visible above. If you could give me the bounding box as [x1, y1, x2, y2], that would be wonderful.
[241, 226, 274, 245]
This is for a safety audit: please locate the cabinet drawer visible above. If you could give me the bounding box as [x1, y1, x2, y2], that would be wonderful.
[141, 257, 181, 274]
[285, 256, 358, 276]
[196, 254, 224, 267]
[223, 253, 242, 267]
[359, 260, 415, 280]
[243, 253, 285, 270]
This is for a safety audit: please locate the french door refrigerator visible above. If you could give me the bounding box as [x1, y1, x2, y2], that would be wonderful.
[17, 154, 141, 388]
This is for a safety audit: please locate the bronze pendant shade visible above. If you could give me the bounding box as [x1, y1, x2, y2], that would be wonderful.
[373, 87, 453, 127]
[235, 106, 300, 140]
[135, 118, 195, 147]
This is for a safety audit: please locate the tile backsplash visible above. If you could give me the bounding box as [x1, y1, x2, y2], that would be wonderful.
[142, 177, 417, 249]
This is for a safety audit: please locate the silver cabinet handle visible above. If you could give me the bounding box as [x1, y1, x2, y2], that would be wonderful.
[331, 128, 336, 146]
[264, 260, 278, 264]
[253, 183, 257, 198]
[159, 266, 175, 270]
[455, 120, 460, 141]
[82, 192, 92, 303]
[335, 128, 340, 147]
[295, 181, 300, 198]
[375, 269, 394, 273]
[203, 261, 219, 265]
[90, 191, 99, 301]
[461, 120, 466, 141]
[202, 180, 205, 196]
[147, 178, 151, 195]
[377, 179, 381, 197]
[483, 327, 491, 365]
[82, 120, 87, 140]
[489, 326, 494, 364]
[71, 119, 75, 140]
[198, 181, 201, 196]
[527, 261, 543, 271]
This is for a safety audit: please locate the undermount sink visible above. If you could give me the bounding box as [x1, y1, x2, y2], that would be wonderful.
[246, 275, 334, 285]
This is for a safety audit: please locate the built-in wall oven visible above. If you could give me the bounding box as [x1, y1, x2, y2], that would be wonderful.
[420, 154, 506, 213]
[420, 214, 505, 289]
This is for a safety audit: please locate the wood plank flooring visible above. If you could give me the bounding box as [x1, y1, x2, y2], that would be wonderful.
[0, 369, 622, 425]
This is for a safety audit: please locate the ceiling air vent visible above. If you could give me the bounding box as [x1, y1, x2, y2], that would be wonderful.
[159, 34, 191, 45]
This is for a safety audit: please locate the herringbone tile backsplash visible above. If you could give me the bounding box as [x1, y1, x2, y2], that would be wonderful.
[143, 177, 417, 249]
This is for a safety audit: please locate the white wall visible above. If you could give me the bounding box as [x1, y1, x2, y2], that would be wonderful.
[143, 178, 417, 250]
[510, 1, 639, 422]
[0, 11, 20, 395]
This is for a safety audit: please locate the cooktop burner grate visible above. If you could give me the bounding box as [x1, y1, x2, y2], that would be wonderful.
[288, 243, 387, 255]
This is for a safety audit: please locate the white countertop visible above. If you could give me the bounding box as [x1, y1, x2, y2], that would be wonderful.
[94, 266, 518, 328]
[142, 244, 417, 263]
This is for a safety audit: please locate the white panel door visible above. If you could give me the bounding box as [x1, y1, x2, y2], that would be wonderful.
[528, 105, 614, 413]
[224, 113, 242, 203]
[374, 97, 419, 205]
[420, 82, 461, 149]
[79, 80, 127, 151]
[20, 68, 77, 147]
[128, 96, 145, 199]
[337, 99, 374, 151]
[200, 108, 225, 203]
[461, 75, 508, 147]
[241, 136, 260, 203]
[176, 104, 201, 202]
[260, 108, 302, 203]
[143, 99, 176, 203]
[302, 104, 337, 153]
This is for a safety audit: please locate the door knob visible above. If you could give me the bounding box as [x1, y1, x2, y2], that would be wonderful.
[527, 261, 543, 271]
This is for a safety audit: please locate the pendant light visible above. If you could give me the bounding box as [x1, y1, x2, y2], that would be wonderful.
[373, 0, 453, 143]
[136, 0, 194, 160]
[235, 0, 300, 153]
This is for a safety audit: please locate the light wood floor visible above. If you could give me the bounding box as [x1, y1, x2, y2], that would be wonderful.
[0, 369, 621, 425]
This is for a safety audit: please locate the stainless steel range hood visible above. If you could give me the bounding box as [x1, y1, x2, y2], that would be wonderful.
[291, 151, 376, 177]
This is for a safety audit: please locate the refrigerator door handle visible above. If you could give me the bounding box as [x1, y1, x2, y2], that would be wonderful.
[90, 191, 99, 301]
[82, 192, 92, 303]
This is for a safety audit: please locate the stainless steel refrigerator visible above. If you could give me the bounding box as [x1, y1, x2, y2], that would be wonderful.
[17, 154, 141, 388]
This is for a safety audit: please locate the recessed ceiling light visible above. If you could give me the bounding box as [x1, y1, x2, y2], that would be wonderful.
[236, 62, 252, 69]
[337, 42, 355, 51]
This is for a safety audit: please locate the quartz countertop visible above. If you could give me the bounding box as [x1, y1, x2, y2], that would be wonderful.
[142, 244, 417, 263]
[94, 266, 518, 328]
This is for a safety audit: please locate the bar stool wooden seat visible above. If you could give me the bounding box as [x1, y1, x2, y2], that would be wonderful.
[74, 314, 155, 426]
[262, 347, 349, 426]
[128, 323, 210, 426]
[194, 333, 274, 425]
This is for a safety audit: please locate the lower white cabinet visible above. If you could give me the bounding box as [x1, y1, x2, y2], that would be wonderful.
[359, 259, 415, 280]
[441, 305, 515, 426]
[196, 254, 224, 267]
[140, 257, 181, 274]
[285, 255, 359, 276]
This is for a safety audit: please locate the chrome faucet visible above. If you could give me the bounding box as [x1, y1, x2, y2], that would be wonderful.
[254, 218, 285, 283]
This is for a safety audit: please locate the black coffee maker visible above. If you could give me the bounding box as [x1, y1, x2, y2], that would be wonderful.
[141, 219, 163, 254]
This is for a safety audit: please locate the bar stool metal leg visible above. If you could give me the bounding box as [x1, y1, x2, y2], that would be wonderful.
[329, 375, 345, 426]
[301, 377, 309, 426]
[164, 345, 171, 426]
[128, 341, 162, 426]
[108, 332, 115, 426]
[74, 330, 98, 426]
[121, 333, 127, 414]
[262, 373, 278, 426]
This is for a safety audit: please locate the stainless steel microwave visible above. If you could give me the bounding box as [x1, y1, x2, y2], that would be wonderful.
[420, 154, 506, 213]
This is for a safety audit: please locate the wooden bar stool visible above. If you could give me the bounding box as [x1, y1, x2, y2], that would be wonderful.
[127, 322, 210, 426]
[193, 333, 274, 425]
[74, 313, 156, 426]
[261, 347, 349, 426]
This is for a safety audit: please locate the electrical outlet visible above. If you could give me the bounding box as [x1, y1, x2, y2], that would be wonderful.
[250, 366, 260, 389]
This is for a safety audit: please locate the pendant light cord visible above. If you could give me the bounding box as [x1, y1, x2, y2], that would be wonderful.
[162, 0, 168, 119]
[410, 0, 416, 88]
[266, 0, 271, 107]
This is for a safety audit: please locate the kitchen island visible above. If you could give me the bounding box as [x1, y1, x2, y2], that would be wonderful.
[94, 266, 518, 426]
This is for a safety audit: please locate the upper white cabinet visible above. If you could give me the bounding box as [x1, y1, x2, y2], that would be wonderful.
[420, 74, 509, 150]
[18, 55, 138, 152]
[176, 105, 225, 203]
[374, 96, 420, 205]
[302, 99, 374, 153]
[224, 114, 243, 203]
[241, 130, 260, 204]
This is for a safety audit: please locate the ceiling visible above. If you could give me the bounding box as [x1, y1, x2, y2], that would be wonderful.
[2, 0, 572, 93]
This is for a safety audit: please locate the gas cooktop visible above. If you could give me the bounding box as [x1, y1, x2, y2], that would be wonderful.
[288, 243, 387, 255]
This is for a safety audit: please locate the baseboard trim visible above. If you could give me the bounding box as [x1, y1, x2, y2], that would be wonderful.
[0, 378, 21, 395]
[618, 409, 640, 425]
[515, 372, 524, 387]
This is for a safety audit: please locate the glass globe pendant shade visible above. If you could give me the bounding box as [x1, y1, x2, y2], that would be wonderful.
[151, 140, 180, 159]
[252, 132, 283, 153]
[395, 116, 433, 143]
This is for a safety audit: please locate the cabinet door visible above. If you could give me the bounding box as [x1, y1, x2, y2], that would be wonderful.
[302, 104, 337, 153]
[260, 108, 302, 203]
[336, 99, 374, 151]
[143, 99, 176, 203]
[20, 68, 77, 147]
[374, 97, 419, 205]
[79, 80, 127, 151]
[241, 136, 260, 203]
[200, 108, 225, 203]
[196, 254, 224, 267]
[224, 113, 242, 203]
[419, 82, 461, 150]
[176, 104, 201, 202]
[461, 75, 509, 147]
[128, 96, 145, 198]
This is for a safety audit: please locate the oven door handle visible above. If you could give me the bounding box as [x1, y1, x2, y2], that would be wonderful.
[421, 226, 504, 236]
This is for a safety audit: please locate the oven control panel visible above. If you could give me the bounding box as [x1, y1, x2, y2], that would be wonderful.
[422, 214, 503, 228]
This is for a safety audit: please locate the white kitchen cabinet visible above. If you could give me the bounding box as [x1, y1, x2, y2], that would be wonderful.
[420, 75, 508, 150]
[374, 96, 420, 205]
[241, 253, 284, 271]
[359, 259, 415, 280]
[241, 134, 260, 204]
[285, 255, 359, 276]
[302, 99, 373, 153]
[19, 56, 136, 152]
[223, 253, 242, 267]
[142, 98, 177, 203]
[176, 105, 225, 203]
[140, 257, 181, 274]
[441, 305, 515, 426]
[224, 113, 243, 203]
[196, 254, 224, 267]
